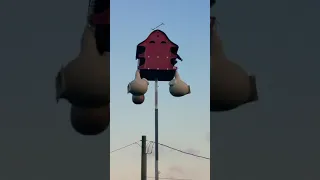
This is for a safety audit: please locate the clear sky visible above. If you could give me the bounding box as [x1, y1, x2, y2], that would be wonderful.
[110, 0, 210, 180]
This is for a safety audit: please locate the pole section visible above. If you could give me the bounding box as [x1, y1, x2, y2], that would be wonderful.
[155, 79, 159, 180]
[141, 135, 147, 180]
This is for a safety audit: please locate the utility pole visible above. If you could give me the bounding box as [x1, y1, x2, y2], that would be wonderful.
[141, 135, 147, 180]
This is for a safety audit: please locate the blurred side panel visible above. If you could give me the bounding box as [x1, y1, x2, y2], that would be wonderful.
[210, 0, 259, 179]
[0, 0, 110, 179]
[54, 0, 111, 179]
[55, 0, 110, 135]
[210, 0, 258, 112]
[210, 0, 320, 180]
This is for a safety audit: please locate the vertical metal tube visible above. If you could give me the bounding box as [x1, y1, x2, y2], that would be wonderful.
[155, 79, 159, 180]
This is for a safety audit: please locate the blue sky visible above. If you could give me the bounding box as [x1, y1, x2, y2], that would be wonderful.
[110, 0, 210, 179]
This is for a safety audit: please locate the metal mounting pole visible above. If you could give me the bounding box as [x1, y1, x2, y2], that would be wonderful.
[155, 79, 159, 180]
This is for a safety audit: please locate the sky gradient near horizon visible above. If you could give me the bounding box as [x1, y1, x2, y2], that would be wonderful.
[110, 0, 210, 179]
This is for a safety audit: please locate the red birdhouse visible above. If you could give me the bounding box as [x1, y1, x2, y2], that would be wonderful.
[136, 30, 182, 81]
